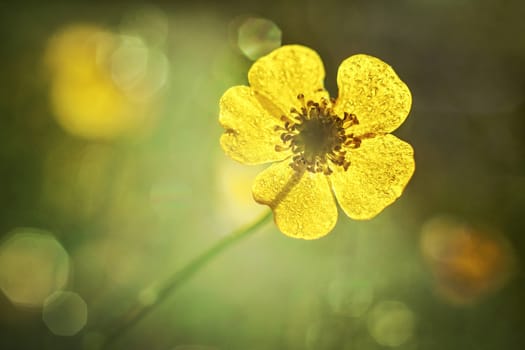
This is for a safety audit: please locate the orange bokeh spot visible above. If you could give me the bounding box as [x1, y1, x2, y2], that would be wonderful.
[421, 216, 515, 305]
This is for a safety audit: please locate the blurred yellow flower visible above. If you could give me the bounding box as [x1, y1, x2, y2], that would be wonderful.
[219, 45, 415, 239]
[44, 24, 164, 140]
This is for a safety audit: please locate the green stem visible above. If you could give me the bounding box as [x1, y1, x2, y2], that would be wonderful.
[100, 210, 273, 348]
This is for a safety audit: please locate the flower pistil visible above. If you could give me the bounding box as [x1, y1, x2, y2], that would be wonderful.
[274, 93, 361, 175]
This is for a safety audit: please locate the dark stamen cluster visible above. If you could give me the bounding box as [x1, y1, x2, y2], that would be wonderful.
[274, 94, 361, 175]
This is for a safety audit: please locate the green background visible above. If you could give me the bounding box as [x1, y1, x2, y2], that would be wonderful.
[1, 0, 524, 349]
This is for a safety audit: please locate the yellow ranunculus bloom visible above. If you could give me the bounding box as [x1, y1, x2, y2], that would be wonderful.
[219, 45, 415, 239]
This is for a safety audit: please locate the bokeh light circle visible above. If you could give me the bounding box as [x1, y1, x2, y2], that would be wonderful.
[119, 4, 169, 47]
[43, 291, 88, 336]
[0, 228, 70, 307]
[237, 17, 282, 60]
[367, 300, 415, 347]
[110, 36, 169, 102]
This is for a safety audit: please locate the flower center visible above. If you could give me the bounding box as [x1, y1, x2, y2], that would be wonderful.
[275, 94, 361, 175]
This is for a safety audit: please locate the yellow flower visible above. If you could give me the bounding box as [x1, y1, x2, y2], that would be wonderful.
[219, 45, 415, 239]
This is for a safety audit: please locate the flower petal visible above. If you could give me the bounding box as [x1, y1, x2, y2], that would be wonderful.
[253, 161, 337, 239]
[334, 54, 411, 135]
[248, 45, 328, 115]
[331, 134, 415, 220]
[219, 86, 292, 165]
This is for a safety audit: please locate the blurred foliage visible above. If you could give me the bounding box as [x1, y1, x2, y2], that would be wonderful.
[0, 1, 524, 350]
